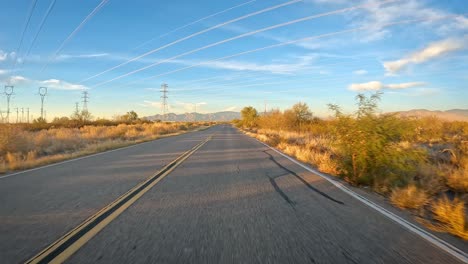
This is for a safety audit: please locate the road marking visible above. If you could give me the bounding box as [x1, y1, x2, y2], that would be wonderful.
[249, 136, 468, 263]
[0, 126, 211, 180]
[25, 135, 212, 264]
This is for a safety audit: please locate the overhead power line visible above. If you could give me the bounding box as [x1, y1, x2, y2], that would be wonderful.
[92, 0, 398, 88]
[10, 0, 38, 72]
[122, 15, 453, 88]
[40, 0, 109, 73]
[23, 0, 57, 61]
[80, 0, 302, 83]
[133, 0, 257, 50]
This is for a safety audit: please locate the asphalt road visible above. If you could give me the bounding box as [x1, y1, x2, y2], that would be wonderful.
[1, 125, 466, 263]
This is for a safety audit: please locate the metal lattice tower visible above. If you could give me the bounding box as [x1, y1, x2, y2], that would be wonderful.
[4, 85, 14, 123]
[15, 108, 19, 123]
[82, 91, 89, 112]
[160, 84, 168, 121]
[39, 87, 47, 119]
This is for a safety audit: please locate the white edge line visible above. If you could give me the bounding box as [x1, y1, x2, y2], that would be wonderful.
[247, 134, 468, 263]
[0, 128, 210, 180]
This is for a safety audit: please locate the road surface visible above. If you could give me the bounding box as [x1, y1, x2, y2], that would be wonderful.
[0, 125, 466, 263]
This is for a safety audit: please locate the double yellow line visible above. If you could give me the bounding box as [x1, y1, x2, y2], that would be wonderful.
[26, 135, 213, 264]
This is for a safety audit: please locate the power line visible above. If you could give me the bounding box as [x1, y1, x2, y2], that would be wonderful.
[40, 0, 109, 73]
[79, 0, 302, 83]
[123, 16, 444, 88]
[91, 0, 397, 88]
[133, 0, 256, 50]
[10, 0, 38, 73]
[22, 0, 57, 62]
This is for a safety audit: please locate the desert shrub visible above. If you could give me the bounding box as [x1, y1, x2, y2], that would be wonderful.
[5, 152, 22, 170]
[431, 196, 468, 240]
[328, 93, 426, 190]
[0, 126, 31, 155]
[445, 166, 468, 193]
[390, 185, 429, 209]
[416, 163, 446, 195]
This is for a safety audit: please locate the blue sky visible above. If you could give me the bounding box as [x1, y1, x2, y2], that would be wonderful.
[0, 0, 467, 119]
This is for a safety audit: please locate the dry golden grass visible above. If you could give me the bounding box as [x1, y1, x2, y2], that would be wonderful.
[390, 185, 430, 209]
[429, 196, 468, 240]
[445, 168, 468, 193]
[246, 129, 339, 175]
[0, 122, 207, 173]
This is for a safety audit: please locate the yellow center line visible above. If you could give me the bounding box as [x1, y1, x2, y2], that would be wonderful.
[26, 135, 213, 264]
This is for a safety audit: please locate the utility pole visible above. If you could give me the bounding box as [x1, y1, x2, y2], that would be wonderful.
[15, 108, 19, 123]
[21, 108, 24, 123]
[27, 108, 30, 123]
[75, 102, 79, 113]
[160, 83, 168, 121]
[4, 85, 14, 123]
[264, 99, 267, 115]
[82, 91, 89, 112]
[39, 87, 47, 119]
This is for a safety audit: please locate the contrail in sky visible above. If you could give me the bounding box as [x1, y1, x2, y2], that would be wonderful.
[132, 0, 257, 51]
[80, 0, 302, 83]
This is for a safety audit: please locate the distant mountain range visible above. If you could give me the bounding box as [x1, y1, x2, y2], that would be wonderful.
[392, 109, 468, 121]
[144, 109, 468, 122]
[144, 111, 240, 122]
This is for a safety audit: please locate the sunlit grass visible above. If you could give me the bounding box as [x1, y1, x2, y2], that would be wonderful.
[390, 185, 429, 210]
[430, 196, 468, 240]
[0, 122, 208, 173]
[237, 94, 468, 240]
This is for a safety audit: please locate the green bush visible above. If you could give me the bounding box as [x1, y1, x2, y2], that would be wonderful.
[327, 93, 426, 192]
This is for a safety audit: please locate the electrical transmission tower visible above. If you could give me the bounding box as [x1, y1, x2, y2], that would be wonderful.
[15, 108, 19, 123]
[82, 91, 89, 112]
[4, 85, 14, 123]
[160, 84, 168, 121]
[39, 87, 47, 120]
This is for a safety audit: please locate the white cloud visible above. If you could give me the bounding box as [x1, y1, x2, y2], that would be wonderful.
[0, 69, 7, 75]
[41, 79, 88, 90]
[0, 74, 89, 91]
[141, 100, 162, 108]
[383, 37, 467, 74]
[224, 106, 237, 111]
[348, 81, 425, 91]
[353, 69, 368, 75]
[3, 75, 28, 85]
[350, 0, 468, 41]
[195, 55, 314, 75]
[0, 50, 7, 61]
[349, 81, 383, 91]
[56, 53, 109, 60]
[385, 82, 426, 89]
[175, 101, 207, 112]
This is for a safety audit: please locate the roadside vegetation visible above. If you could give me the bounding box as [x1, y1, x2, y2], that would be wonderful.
[0, 110, 211, 173]
[235, 93, 468, 240]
